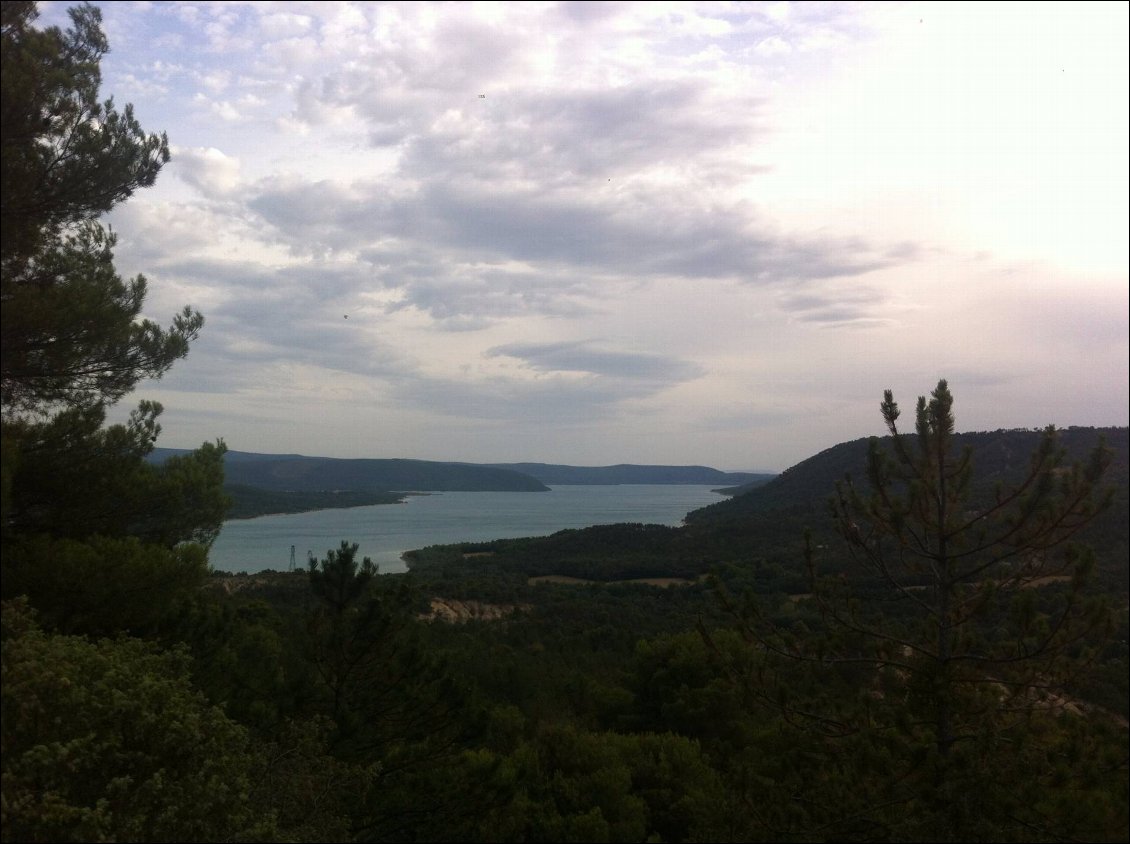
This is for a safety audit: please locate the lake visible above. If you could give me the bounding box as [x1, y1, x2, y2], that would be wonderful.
[208, 484, 725, 574]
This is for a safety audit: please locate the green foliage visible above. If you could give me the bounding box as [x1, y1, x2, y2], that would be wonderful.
[689, 426, 1128, 581]
[214, 413, 1123, 840]
[0, 8, 249, 840]
[1, 2, 167, 259]
[0, 2, 224, 641]
[309, 540, 379, 613]
[1, 402, 228, 638]
[408, 523, 705, 584]
[0, 600, 276, 842]
[708, 380, 1123, 840]
[4, 403, 229, 547]
[829, 381, 1113, 755]
[1, 1, 197, 415]
[1, 534, 208, 637]
[0, 221, 201, 415]
[629, 630, 753, 748]
[489, 726, 729, 844]
[303, 543, 489, 838]
[248, 716, 379, 843]
[0, 14, 191, 410]
[159, 506, 1127, 843]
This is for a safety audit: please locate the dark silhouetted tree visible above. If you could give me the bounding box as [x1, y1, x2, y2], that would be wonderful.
[1, 0, 199, 416]
[709, 379, 1121, 840]
[0, 3, 224, 637]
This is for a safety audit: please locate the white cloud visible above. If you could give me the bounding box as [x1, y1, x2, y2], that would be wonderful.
[198, 69, 231, 93]
[171, 146, 242, 197]
[190, 92, 243, 122]
[259, 11, 314, 40]
[65, 0, 1127, 470]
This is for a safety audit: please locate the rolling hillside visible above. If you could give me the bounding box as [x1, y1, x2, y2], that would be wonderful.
[687, 426, 1129, 524]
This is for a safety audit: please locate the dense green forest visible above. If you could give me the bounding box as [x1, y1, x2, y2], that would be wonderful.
[2, 4, 1127, 842]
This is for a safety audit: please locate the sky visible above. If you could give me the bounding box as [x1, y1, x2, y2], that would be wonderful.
[37, 0, 1129, 471]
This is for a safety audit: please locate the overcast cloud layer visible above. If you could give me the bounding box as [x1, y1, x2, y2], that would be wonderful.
[39, 0, 1129, 470]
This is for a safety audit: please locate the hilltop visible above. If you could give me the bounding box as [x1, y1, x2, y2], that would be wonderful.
[687, 426, 1129, 525]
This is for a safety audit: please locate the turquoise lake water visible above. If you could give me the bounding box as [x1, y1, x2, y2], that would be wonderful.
[208, 484, 725, 574]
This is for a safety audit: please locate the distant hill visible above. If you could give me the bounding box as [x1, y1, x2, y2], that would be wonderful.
[685, 426, 1129, 525]
[484, 463, 774, 487]
[405, 427, 1127, 599]
[149, 449, 773, 493]
[679, 426, 1129, 594]
[149, 450, 549, 493]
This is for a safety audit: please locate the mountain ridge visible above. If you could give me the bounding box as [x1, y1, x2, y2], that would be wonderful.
[148, 449, 774, 493]
[685, 425, 1129, 527]
[148, 450, 549, 493]
[483, 462, 773, 486]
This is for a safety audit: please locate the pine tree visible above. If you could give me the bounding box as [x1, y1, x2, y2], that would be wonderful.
[1, 0, 199, 416]
[710, 380, 1121, 840]
[836, 383, 1109, 736]
[1, 2, 225, 633]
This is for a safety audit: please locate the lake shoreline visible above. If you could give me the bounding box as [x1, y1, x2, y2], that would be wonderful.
[225, 488, 437, 521]
[209, 485, 727, 575]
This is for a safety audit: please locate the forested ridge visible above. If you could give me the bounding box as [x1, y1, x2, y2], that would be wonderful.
[2, 4, 1127, 842]
[213, 454, 551, 494]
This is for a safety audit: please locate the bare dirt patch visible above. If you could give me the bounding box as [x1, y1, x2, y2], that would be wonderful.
[528, 575, 697, 588]
[206, 572, 307, 596]
[421, 598, 530, 623]
[1018, 575, 1073, 589]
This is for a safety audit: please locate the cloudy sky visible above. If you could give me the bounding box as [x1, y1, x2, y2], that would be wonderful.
[39, 1, 1128, 471]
